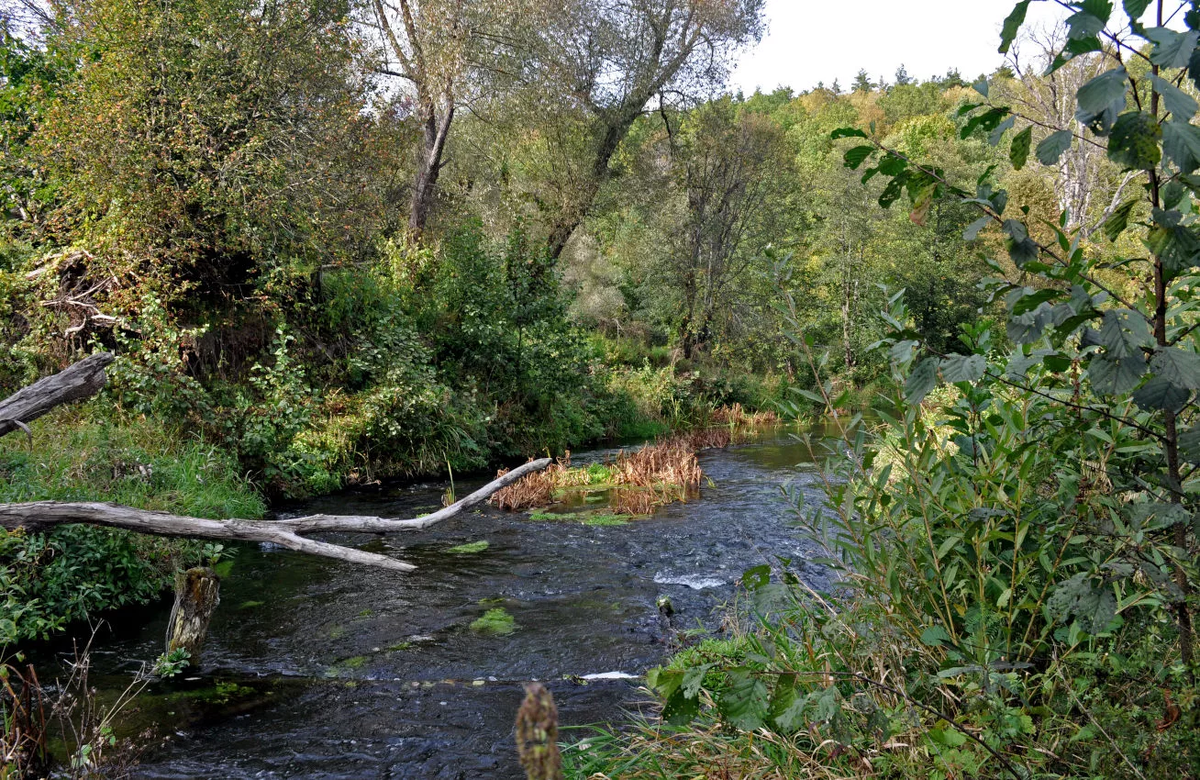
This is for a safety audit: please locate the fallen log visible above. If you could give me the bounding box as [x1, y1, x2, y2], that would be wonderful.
[0, 458, 552, 571]
[0, 352, 115, 439]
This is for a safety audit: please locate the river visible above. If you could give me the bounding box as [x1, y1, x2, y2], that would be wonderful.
[61, 426, 844, 779]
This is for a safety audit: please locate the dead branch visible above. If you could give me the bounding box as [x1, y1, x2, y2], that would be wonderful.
[0, 353, 115, 439]
[0, 458, 552, 571]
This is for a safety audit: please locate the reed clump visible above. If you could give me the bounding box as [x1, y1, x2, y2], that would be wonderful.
[490, 432, 725, 516]
[709, 402, 777, 428]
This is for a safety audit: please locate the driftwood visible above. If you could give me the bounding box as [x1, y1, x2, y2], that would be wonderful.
[0, 352, 115, 439]
[0, 458, 552, 571]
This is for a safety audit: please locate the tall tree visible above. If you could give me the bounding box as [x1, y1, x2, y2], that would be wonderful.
[367, 0, 531, 238]
[538, 0, 765, 258]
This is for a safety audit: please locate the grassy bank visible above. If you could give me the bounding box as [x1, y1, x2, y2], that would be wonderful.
[0, 410, 265, 644]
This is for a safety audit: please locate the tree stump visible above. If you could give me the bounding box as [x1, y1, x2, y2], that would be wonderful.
[166, 567, 221, 666]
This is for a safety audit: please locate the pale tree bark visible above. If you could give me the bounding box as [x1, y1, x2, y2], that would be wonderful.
[0, 458, 552, 571]
[0, 352, 114, 439]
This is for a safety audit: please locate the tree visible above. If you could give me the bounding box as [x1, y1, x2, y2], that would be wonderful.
[852, 68, 874, 93]
[894, 63, 912, 86]
[536, 0, 766, 258]
[366, 0, 535, 238]
[666, 99, 791, 357]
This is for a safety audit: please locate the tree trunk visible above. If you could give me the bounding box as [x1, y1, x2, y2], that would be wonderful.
[409, 97, 454, 238]
[166, 567, 221, 666]
[0, 458, 552, 572]
[0, 352, 114, 439]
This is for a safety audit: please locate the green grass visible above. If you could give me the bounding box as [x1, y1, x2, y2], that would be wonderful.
[0, 408, 267, 643]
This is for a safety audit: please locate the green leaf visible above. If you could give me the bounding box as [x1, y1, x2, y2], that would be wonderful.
[1010, 125, 1033, 169]
[1108, 111, 1162, 169]
[1123, 0, 1151, 22]
[1151, 75, 1199, 120]
[1036, 130, 1074, 165]
[1150, 347, 1200, 389]
[1000, 0, 1032, 54]
[1048, 574, 1118, 635]
[940, 353, 987, 383]
[1162, 119, 1200, 173]
[1076, 67, 1128, 135]
[769, 676, 809, 732]
[1098, 309, 1150, 358]
[1077, 0, 1112, 24]
[831, 127, 868, 139]
[963, 216, 991, 241]
[1179, 423, 1200, 463]
[741, 564, 771, 590]
[906, 357, 940, 404]
[1003, 219, 1039, 267]
[1163, 180, 1186, 209]
[973, 78, 989, 98]
[1146, 27, 1200, 69]
[989, 114, 1017, 146]
[1102, 198, 1138, 240]
[1067, 11, 1105, 40]
[719, 669, 769, 731]
[1133, 376, 1191, 411]
[843, 145, 875, 169]
[1089, 354, 1147, 394]
[920, 625, 953, 647]
[662, 686, 701, 725]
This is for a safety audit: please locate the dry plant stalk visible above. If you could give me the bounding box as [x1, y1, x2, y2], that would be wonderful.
[1, 661, 47, 777]
[709, 402, 778, 428]
[515, 682, 563, 780]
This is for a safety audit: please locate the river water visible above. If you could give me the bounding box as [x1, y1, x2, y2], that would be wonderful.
[65, 426, 844, 779]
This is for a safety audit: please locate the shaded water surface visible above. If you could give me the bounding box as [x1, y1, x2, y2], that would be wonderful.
[67, 426, 846, 779]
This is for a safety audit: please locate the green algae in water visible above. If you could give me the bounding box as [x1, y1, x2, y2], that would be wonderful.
[470, 607, 517, 635]
[447, 540, 489, 554]
[328, 625, 347, 639]
[238, 600, 264, 610]
[585, 514, 631, 526]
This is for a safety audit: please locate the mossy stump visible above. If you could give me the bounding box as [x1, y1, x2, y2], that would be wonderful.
[166, 566, 221, 667]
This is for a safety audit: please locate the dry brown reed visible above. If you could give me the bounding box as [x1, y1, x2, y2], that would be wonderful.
[709, 402, 778, 427]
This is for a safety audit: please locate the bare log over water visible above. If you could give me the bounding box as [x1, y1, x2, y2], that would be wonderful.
[0, 352, 115, 439]
[0, 458, 552, 571]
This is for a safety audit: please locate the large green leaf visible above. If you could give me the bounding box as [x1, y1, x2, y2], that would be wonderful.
[1067, 10, 1105, 39]
[963, 216, 991, 241]
[1123, 0, 1151, 22]
[1000, 0, 1032, 53]
[719, 669, 769, 731]
[1010, 125, 1033, 169]
[1151, 75, 1199, 120]
[1150, 347, 1200, 389]
[1003, 219, 1039, 267]
[906, 357, 939, 404]
[768, 674, 808, 732]
[940, 353, 987, 383]
[1108, 111, 1162, 169]
[1076, 67, 1128, 135]
[843, 145, 875, 169]
[1179, 423, 1200, 463]
[1102, 198, 1139, 241]
[1162, 119, 1200, 173]
[1098, 309, 1150, 358]
[1036, 130, 1074, 165]
[1146, 27, 1200, 69]
[830, 127, 868, 140]
[1133, 376, 1191, 411]
[1089, 354, 1147, 394]
[1048, 574, 1118, 635]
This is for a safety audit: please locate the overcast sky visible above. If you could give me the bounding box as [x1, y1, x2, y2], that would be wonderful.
[730, 1, 1089, 94]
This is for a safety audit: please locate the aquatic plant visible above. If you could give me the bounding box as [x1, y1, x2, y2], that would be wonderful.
[470, 608, 517, 636]
[446, 540, 489, 554]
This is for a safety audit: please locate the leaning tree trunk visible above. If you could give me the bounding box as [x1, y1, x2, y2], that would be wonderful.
[0, 352, 114, 439]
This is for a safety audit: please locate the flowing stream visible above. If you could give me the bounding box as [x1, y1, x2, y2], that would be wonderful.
[57, 425, 846, 779]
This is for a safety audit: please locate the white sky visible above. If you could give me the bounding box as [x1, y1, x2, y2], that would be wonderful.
[730, 1, 1094, 94]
